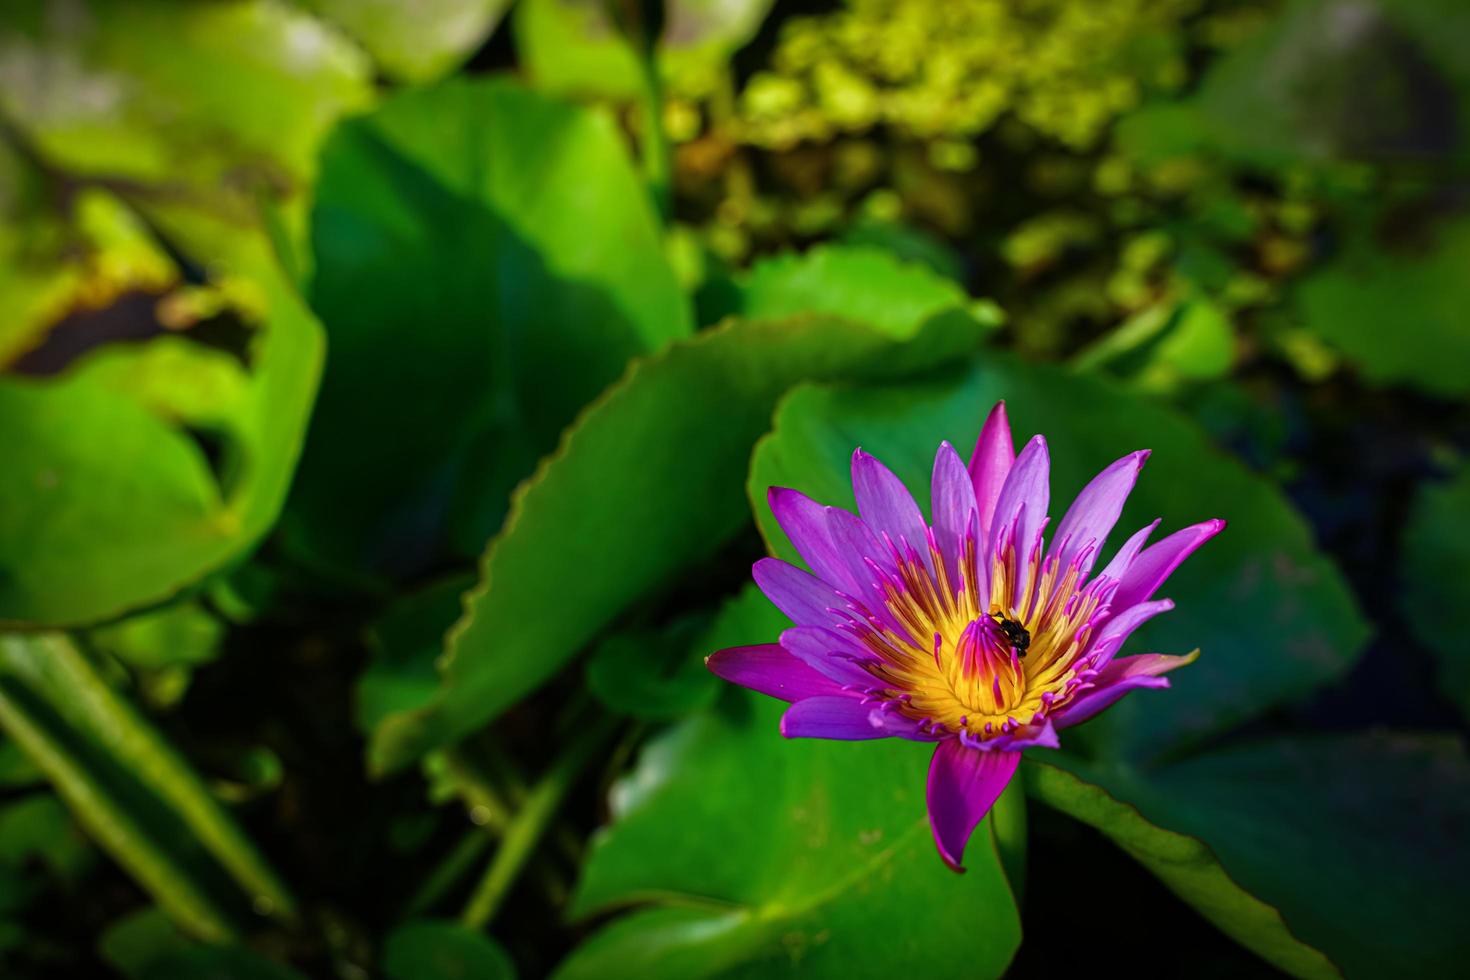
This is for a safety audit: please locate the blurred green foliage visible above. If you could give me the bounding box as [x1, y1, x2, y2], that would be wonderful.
[0, 0, 1467, 977]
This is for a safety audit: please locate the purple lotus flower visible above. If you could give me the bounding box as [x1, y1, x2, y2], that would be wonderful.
[708, 402, 1224, 870]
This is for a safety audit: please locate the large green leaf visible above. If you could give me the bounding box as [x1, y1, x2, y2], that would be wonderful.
[300, 0, 510, 82]
[1024, 760, 1335, 978]
[0, 0, 371, 191]
[0, 207, 324, 626]
[0, 635, 294, 940]
[558, 592, 1020, 979]
[286, 77, 692, 580]
[748, 354, 1368, 762]
[369, 310, 992, 774]
[708, 244, 994, 336]
[1402, 463, 1470, 718]
[515, 0, 774, 99]
[1294, 215, 1470, 397]
[1030, 734, 1470, 978]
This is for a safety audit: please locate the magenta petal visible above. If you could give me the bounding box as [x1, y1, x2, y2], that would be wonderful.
[931, 441, 979, 591]
[1050, 450, 1149, 578]
[1049, 651, 1198, 729]
[852, 449, 932, 572]
[970, 718, 1060, 752]
[988, 434, 1050, 566]
[1096, 518, 1161, 583]
[1085, 598, 1175, 667]
[780, 696, 890, 740]
[752, 558, 848, 629]
[705, 644, 847, 703]
[780, 626, 879, 689]
[1112, 519, 1226, 609]
[825, 508, 912, 639]
[968, 401, 1015, 538]
[926, 740, 1020, 871]
[768, 487, 864, 596]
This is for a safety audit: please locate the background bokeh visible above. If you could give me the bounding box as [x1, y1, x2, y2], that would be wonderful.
[1, 0, 1468, 977]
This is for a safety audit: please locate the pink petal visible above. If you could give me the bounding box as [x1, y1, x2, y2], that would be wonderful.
[752, 558, 850, 629]
[1112, 519, 1227, 610]
[780, 696, 890, 740]
[705, 644, 848, 702]
[988, 434, 1050, 572]
[1050, 450, 1149, 580]
[1095, 518, 1161, 583]
[825, 508, 913, 640]
[926, 740, 1020, 871]
[1049, 651, 1199, 730]
[931, 441, 979, 592]
[780, 626, 880, 689]
[852, 448, 933, 575]
[967, 401, 1015, 538]
[1085, 598, 1175, 668]
[767, 488, 866, 597]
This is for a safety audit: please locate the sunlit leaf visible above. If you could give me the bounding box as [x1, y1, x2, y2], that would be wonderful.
[301, 0, 510, 82]
[515, 0, 774, 99]
[0, 0, 371, 191]
[0, 209, 324, 626]
[707, 244, 993, 335]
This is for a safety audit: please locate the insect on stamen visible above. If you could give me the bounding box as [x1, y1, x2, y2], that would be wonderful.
[989, 611, 1031, 656]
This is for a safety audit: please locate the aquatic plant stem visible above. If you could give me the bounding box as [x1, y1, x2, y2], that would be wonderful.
[460, 714, 619, 929]
[635, 41, 671, 222]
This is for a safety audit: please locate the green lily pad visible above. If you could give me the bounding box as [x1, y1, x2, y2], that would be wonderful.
[0, 0, 370, 191]
[1030, 733, 1470, 978]
[286, 77, 692, 582]
[1074, 296, 1236, 392]
[709, 244, 994, 336]
[0, 206, 324, 627]
[748, 353, 1368, 762]
[300, 0, 511, 82]
[368, 310, 990, 774]
[559, 592, 1020, 979]
[515, 0, 774, 100]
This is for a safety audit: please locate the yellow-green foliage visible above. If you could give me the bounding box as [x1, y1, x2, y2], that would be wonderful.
[739, 0, 1199, 149]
